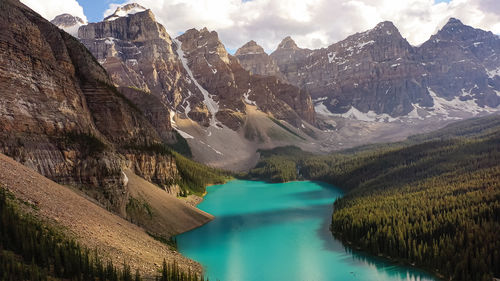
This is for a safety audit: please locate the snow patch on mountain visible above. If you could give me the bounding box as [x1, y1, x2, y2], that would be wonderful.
[173, 38, 220, 126]
[169, 111, 194, 139]
[427, 88, 498, 118]
[243, 89, 257, 106]
[487, 66, 500, 78]
[105, 4, 147, 21]
[315, 102, 397, 123]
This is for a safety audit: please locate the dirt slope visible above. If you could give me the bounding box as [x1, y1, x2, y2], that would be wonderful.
[125, 169, 213, 237]
[0, 153, 203, 277]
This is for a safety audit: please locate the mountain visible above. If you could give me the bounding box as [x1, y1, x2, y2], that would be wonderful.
[75, 4, 318, 170]
[78, 6, 315, 130]
[176, 27, 316, 128]
[270, 22, 432, 117]
[78, 4, 202, 136]
[418, 18, 500, 108]
[235, 40, 287, 81]
[257, 19, 500, 121]
[50, 13, 86, 37]
[0, 0, 220, 226]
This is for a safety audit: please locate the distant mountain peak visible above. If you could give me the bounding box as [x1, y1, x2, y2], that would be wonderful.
[277, 36, 299, 50]
[445, 17, 464, 26]
[104, 3, 148, 21]
[372, 21, 400, 36]
[51, 14, 85, 26]
[235, 40, 266, 56]
[431, 16, 497, 43]
[50, 13, 86, 37]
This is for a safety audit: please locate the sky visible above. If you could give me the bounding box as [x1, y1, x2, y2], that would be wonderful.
[20, 0, 500, 53]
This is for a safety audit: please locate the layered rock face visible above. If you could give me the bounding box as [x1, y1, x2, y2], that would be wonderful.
[78, 6, 316, 129]
[270, 22, 432, 116]
[265, 19, 500, 118]
[418, 18, 500, 108]
[0, 0, 180, 213]
[50, 13, 86, 37]
[78, 4, 203, 122]
[235, 40, 287, 82]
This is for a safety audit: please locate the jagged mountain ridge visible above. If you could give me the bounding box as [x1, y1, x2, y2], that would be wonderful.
[176, 27, 316, 128]
[75, 5, 316, 130]
[233, 19, 500, 120]
[271, 21, 433, 117]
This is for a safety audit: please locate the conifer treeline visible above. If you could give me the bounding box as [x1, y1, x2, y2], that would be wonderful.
[248, 115, 500, 280]
[0, 188, 208, 281]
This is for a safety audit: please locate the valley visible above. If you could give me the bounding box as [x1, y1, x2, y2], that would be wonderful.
[0, 0, 499, 280]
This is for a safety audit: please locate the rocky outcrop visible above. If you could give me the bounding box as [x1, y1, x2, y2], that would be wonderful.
[50, 13, 85, 37]
[125, 153, 180, 195]
[235, 40, 287, 82]
[418, 18, 500, 108]
[0, 0, 181, 213]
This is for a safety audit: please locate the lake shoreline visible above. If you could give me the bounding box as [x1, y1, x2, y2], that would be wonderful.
[176, 180, 437, 281]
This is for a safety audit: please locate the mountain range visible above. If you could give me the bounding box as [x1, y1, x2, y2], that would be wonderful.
[49, 4, 500, 170]
[0, 0, 499, 279]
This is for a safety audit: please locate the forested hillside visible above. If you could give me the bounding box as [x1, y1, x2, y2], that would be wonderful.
[0, 188, 210, 281]
[248, 115, 500, 281]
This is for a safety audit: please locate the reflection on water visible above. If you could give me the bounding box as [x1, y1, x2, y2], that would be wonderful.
[177, 180, 436, 281]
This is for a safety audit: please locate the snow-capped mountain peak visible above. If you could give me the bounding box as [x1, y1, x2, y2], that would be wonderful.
[104, 3, 148, 22]
[50, 14, 86, 37]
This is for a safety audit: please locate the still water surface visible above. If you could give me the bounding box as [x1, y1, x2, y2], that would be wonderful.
[177, 180, 436, 281]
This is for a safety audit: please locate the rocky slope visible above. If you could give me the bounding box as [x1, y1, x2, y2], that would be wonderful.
[0, 0, 184, 215]
[0, 153, 205, 276]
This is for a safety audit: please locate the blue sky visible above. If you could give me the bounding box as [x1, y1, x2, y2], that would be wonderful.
[78, 0, 125, 22]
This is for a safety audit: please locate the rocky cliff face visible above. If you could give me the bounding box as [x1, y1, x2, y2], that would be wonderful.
[235, 40, 286, 82]
[0, 0, 180, 213]
[418, 18, 500, 108]
[267, 19, 500, 119]
[77, 6, 316, 130]
[270, 22, 432, 117]
[50, 13, 86, 37]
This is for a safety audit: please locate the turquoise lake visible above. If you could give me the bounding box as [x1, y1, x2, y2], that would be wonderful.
[176, 180, 437, 281]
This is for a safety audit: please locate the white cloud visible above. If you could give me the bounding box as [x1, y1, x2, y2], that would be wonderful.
[20, 0, 87, 23]
[108, 0, 500, 52]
